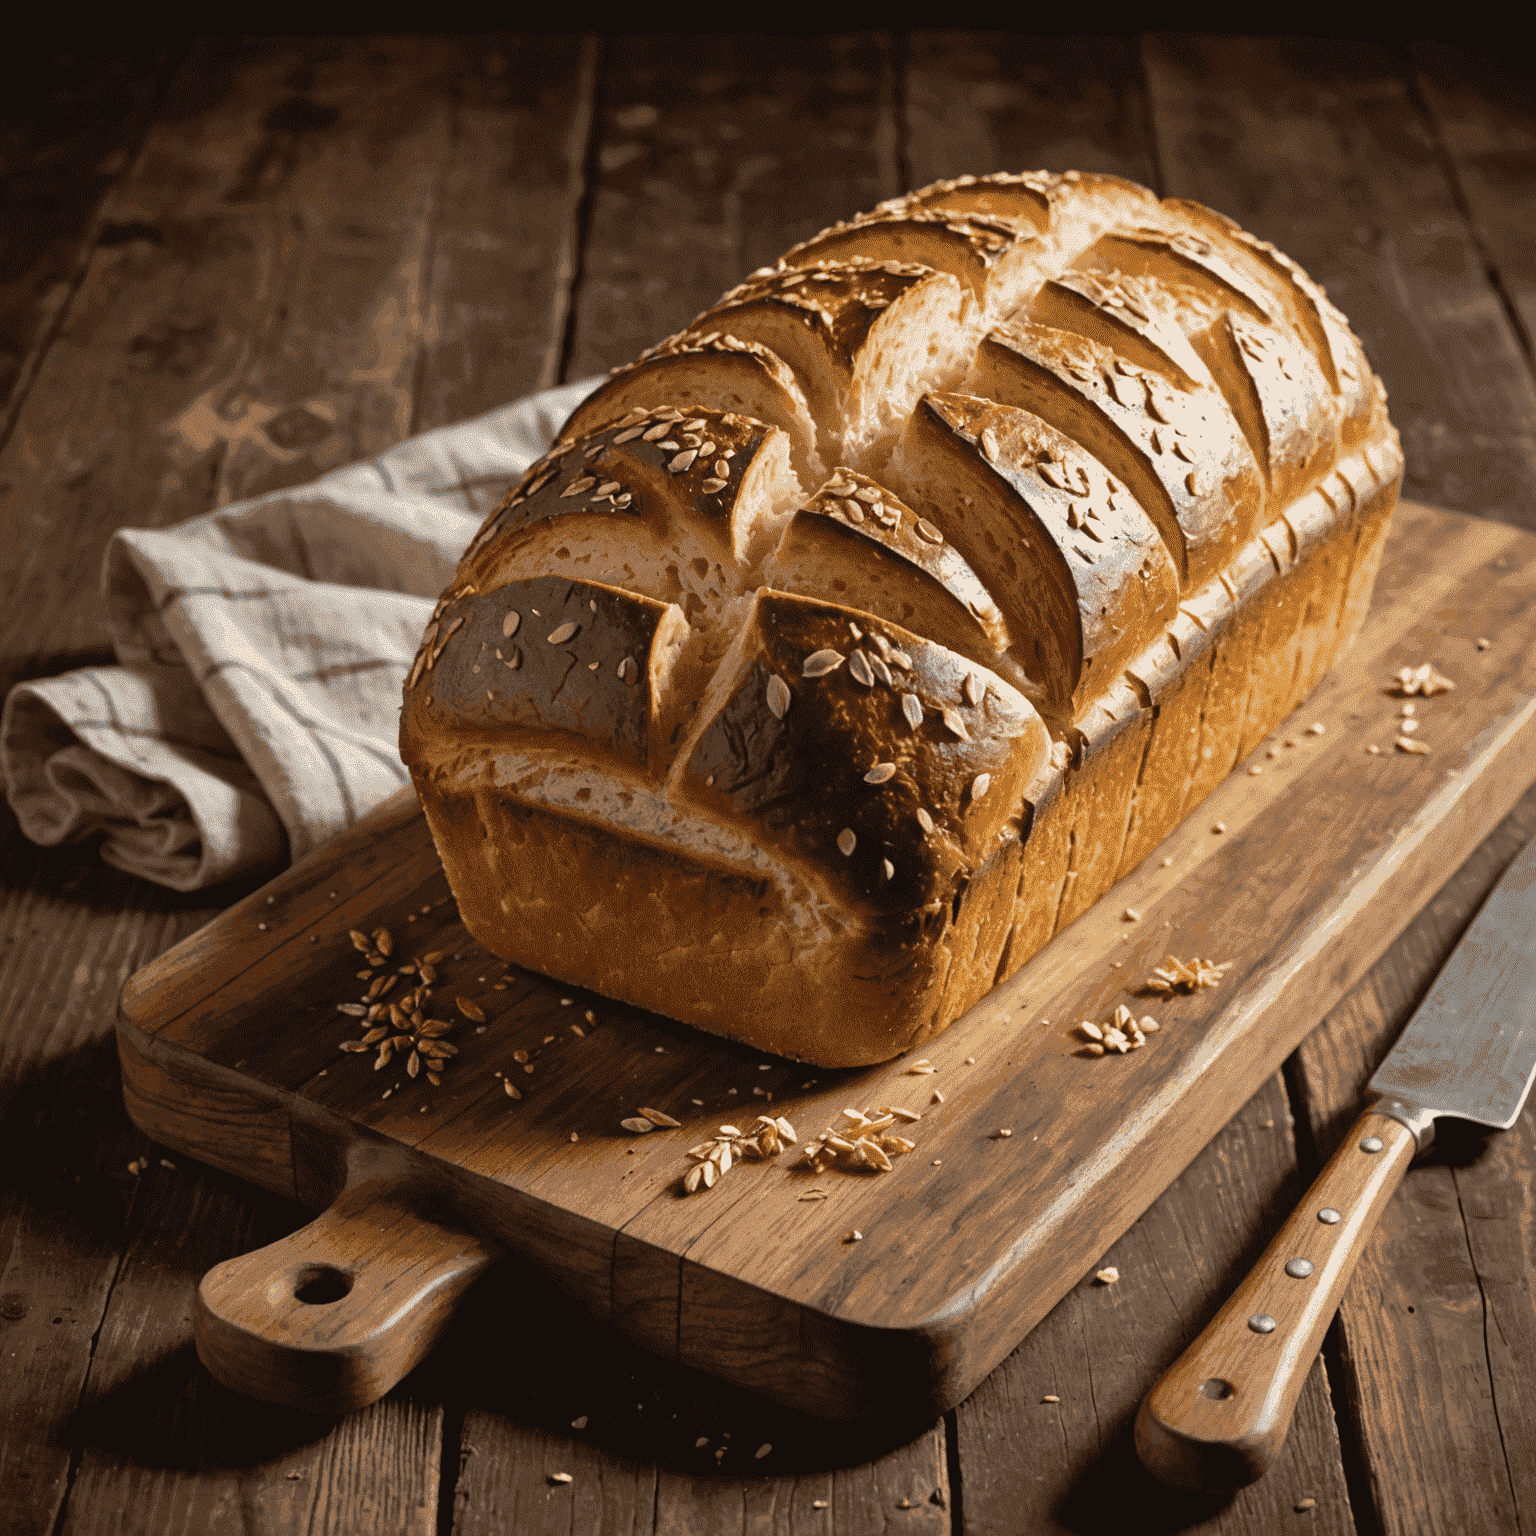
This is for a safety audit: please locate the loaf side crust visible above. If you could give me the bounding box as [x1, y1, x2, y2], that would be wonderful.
[402, 170, 1404, 1066]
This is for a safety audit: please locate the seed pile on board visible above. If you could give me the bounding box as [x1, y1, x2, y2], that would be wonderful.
[336, 928, 463, 1086]
[1388, 662, 1454, 698]
[680, 1115, 798, 1193]
[796, 1106, 920, 1174]
[1078, 1004, 1161, 1057]
[1142, 955, 1231, 996]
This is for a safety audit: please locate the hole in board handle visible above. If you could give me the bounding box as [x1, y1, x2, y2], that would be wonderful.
[292, 1266, 354, 1305]
[1199, 1378, 1236, 1401]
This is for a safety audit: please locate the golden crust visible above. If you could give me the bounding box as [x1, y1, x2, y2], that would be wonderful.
[404, 170, 1403, 1066]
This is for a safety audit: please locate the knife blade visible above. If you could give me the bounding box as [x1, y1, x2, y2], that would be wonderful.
[1134, 831, 1536, 1491]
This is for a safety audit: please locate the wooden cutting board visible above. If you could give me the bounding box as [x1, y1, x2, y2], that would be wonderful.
[117, 500, 1536, 1421]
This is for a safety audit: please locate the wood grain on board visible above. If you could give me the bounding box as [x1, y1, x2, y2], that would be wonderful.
[118, 502, 1536, 1422]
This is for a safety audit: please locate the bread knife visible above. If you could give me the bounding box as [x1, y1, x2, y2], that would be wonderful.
[1134, 831, 1536, 1489]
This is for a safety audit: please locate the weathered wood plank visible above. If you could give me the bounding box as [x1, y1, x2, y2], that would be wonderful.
[1412, 44, 1536, 365]
[56, 1163, 441, 1536]
[408, 33, 596, 431]
[953, 1077, 1355, 1535]
[0, 836, 224, 1536]
[565, 32, 902, 381]
[1141, 33, 1536, 530]
[0, 43, 180, 444]
[0, 33, 456, 693]
[443, 1256, 951, 1535]
[1288, 783, 1536, 1536]
[904, 31, 1159, 188]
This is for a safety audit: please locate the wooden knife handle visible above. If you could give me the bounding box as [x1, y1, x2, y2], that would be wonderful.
[194, 1175, 501, 1414]
[1134, 1109, 1415, 1489]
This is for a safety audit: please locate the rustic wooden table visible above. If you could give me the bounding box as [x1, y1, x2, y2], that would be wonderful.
[1, 32, 1532, 1536]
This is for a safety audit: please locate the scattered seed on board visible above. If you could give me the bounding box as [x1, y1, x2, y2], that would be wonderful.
[1042, 1394, 1060, 1403]
[1096, 1267, 1120, 1284]
[755, 1444, 772, 1459]
[549, 1472, 573, 1485]
[844, 1229, 863, 1243]
[1145, 955, 1230, 995]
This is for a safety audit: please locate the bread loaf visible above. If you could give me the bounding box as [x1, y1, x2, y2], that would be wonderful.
[401, 171, 1402, 1067]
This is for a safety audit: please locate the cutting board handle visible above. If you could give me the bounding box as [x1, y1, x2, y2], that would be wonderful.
[194, 1174, 502, 1413]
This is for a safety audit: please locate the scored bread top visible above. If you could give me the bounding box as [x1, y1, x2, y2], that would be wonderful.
[403, 168, 1401, 947]
[670, 590, 1048, 919]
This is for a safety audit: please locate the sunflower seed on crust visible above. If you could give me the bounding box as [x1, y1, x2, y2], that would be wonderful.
[902, 693, 924, 730]
[940, 707, 971, 741]
[766, 673, 791, 719]
[803, 649, 845, 678]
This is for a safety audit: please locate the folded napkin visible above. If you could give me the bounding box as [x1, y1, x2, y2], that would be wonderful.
[1, 379, 600, 890]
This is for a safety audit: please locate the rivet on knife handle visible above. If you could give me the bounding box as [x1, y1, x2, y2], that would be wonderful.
[1134, 1110, 1415, 1489]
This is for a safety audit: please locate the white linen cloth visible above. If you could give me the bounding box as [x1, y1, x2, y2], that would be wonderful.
[1, 379, 600, 890]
